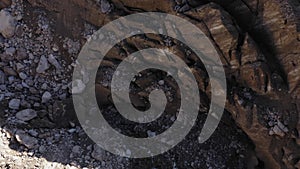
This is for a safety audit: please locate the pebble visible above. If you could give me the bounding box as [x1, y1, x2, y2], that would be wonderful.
[8, 76, 14, 84]
[72, 145, 81, 154]
[52, 44, 59, 52]
[19, 72, 27, 80]
[42, 91, 52, 103]
[16, 48, 28, 60]
[9, 98, 20, 110]
[28, 129, 39, 137]
[277, 120, 289, 133]
[68, 128, 76, 133]
[16, 63, 25, 71]
[16, 109, 37, 121]
[38, 145, 46, 153]
[147, 130, 156, 137]
[36, 55, 50, 73]
[0, 10, 16, 38]
[5, 47, 16, 56]
[100, 0, 112, 14]
[158, 80, 165, 85]
[15, 130, 38, 149]
[0, 94, 4, 102]
[48, 54, 61, 70]
[272, 125, 285, 137]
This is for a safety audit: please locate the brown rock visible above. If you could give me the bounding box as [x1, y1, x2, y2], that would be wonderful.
[25, 0, 300, 168]
[0, 0, 11, 9]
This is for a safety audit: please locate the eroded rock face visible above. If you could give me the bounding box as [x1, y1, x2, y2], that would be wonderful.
[0, 0, 11, 9]
[26, 0, 300, 168]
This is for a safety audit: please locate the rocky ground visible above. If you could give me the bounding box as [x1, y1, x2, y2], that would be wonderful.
[0, 0, 299, 169]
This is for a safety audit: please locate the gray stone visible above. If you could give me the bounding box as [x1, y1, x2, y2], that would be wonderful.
[9, 98, 20, 110]
[277, 120, 289, 133]
[16, 109, 37, 121]
[0, 70, 5, 84]
[72, 145, 81, 154]
[36, 55, 50, 73]
[38, 145, 46, 153]
[48, 54, 61, 70]
[18, 72, 27, 80]
[0, 10, 16, 38]
[100, 0, 112, 14]
[41, 91, 51, 103]
[5, 47, 16, 56]
[158, 80, 165, 85]
[15, 130, 38, 149]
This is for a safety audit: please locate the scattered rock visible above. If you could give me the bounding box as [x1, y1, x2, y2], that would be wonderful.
[8, 99, 20, 110]
[277, 120, 289, 133]
[0, 10, 16, 38]
[41, 91, 51, 103]
[28, 129, 39, 137]
[15, 130, 38, 149]
[158, 80, 165, 86]
[36, 55, 50, 73]
[147, 130, 156, 137]
[16, 109, 37, 121]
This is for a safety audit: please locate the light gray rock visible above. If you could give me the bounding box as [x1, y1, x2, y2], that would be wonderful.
[18, 72, 27, 80]
[0, 10, 16, 38]
[36, 55, 50, 73]
[277, 120, 289, 133]
[15, 130, 38, 149]
[16, 109, 37, 121]
[9, 98, 20, 110]
[41, 91, 51, 103]
[48, 54, 61, 70]
[272, 125, 285, 137]
[5, 47, 16, 56]
[100, 0, 112, 14]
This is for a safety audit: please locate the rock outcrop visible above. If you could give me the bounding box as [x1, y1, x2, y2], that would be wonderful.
[25, 0, 300, 168]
